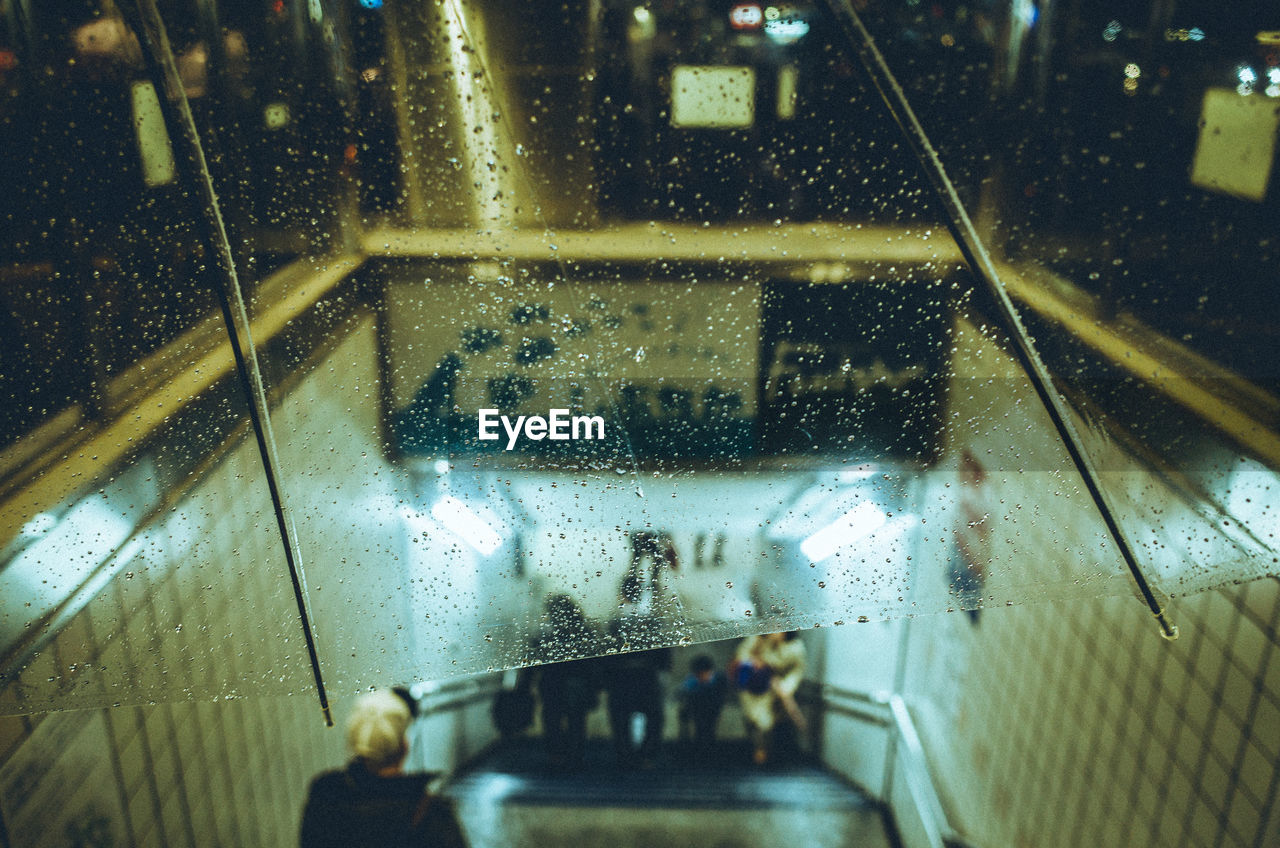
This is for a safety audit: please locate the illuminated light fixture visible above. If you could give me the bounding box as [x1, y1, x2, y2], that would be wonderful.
[669, 65, 756, 128]
[440, 0, 511, 224]
[263, 102, 290, 129]
[1124, 63, 1141, 79]
[730, 3, 764, 29]
[1267, 67, 1280, 97]
[434, 459, 451, 474]
[1237, 65, 1257, 96]
[633, 6, 652, 24]
[431, 496, 504, 555]
[800, 500, 887, 562]
[20, 512, 58, 539]
[777, 64, 798, 119]
[1016, 0, 1038, 28]
[764, 17, 809, 44]
[1102, 20, 1122, 42]
[0, 497, 135, 646]
[837, 465, 877, 482]
[1165, 27, 1205, 42]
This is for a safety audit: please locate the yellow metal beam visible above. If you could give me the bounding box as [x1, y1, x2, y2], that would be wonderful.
[5, 228, 1278, 551]
[362, 222, 961, 266]
[997, 262, 1280, 468]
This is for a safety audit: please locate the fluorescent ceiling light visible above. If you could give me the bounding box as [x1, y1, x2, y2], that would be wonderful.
[800, 500, 886, 562]
[431, 496, 504, 555]
[838, 465, 877, 482]
[764, 17, 809, 44]
[772, 487, 866, 539]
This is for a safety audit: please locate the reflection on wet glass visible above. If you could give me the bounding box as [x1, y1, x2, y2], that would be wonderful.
[854, 0, 1280, 593]
[0, 0, 1275, 713]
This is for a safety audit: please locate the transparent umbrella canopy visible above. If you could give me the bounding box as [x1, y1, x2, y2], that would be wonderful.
[0, 0, 1275, 717]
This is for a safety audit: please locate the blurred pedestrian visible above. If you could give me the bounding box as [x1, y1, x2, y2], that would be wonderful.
[733, 631, 807, 766]
[677, 653, 728, 754]
[299, 689, 468, 848]
[530, 594, 603, 771]
[603, 572, 671, 768]
[491, 670, 536, 740]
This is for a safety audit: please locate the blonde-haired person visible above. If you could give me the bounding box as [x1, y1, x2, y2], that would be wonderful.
[734, 631, 807, 766]
[299, 690, 468, 848]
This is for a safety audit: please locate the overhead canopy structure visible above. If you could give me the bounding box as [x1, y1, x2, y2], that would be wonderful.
[0, 0, 1276, 716]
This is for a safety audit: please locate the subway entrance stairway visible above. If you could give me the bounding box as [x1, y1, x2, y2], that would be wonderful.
[446, 737, 892, 848]
[0, 227, 1276, 848]
[0, 230, 1276, 848]
[2, 0, 1280, 846]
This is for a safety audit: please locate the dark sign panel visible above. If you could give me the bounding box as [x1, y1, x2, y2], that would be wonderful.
[758, 281, 947, 461]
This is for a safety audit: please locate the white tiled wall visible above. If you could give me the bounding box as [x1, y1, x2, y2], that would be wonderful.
[0, 317, 500, 846]
[0, 690, 347, 847]
[889, 315, 1280, 848]
[897, 581, 1280, 848]
[2, 305, 1277, 848]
